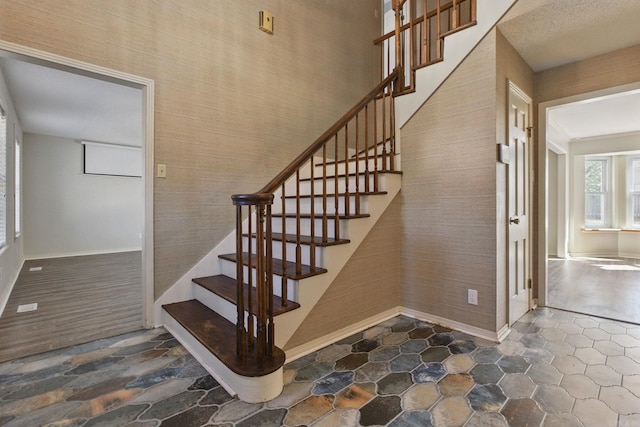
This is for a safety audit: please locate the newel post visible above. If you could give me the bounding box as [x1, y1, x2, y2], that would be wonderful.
[231, 193, 275, 365]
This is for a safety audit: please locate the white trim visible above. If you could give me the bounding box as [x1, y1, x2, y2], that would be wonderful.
[284, 307, 402, 363]
[0, 258, 24, 318]
[539, 81, 640, 308]
[401, 307, 509, 343]
[24, 248, 142, 260]
[0, 40, 155, 328]
[284, 305, 510, 364]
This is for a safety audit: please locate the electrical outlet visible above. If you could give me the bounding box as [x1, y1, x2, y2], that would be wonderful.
[157, 164, 167, 178]
[468, 289, 478, 305]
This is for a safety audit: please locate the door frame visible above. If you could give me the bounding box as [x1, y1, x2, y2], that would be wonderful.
[507, 81, 533, 325]
[536, 81, 640, 308]
[0, 40, 155, 327]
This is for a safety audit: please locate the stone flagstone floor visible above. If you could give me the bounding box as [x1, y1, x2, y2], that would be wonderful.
[1, 307, 640, 426]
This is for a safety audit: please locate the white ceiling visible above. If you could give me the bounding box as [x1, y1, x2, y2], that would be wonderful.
[499, 0, 640, 143]
[0, 56, 142, 147]
[1, 1, 640, 146]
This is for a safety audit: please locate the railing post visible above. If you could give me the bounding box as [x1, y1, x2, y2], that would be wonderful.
[232, 193, 274, 367]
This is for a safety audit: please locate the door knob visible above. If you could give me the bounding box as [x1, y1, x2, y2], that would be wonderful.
[509, 216, 520, 225]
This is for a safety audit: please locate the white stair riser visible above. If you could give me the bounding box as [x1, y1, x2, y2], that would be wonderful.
[194, 285, 264, 337]
[277, 194, 370, 216]
[242, 236, 326, 267]
[219, 258, 300, 302]
[312, 157, 391, 177]
[271, 217, 350, 239]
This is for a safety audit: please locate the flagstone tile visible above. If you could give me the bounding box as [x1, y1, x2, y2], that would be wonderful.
[533, 385, 574, 414]
[430, 396, 471, 427]
[334, 383, 375, 409]
[500, 398, 544, 426]
[359, 395, 402, 426]
[284, 395, 334, 426]
[401, 383, 440, 410]
[498, 373, 536, 399]
[235, 408, 286, 427]
[572, 398, 619, 427]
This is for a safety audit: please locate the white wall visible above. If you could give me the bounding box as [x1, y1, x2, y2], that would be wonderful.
[0, 67, 24, 316]
[24, 133, 142, 258]
[547, 150, 558, 256]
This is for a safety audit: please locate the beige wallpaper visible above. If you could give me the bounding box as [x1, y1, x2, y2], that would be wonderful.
[0, 1, 382, 298]
[399, 31, 499, 332]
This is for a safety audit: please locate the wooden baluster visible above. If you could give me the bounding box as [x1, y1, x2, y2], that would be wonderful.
[422, 0, 428, 64]
[364, 104, 370, 193]
[373, 97, 379, 192]
[247, 208, 254, 349]
[265, 203, 274, 357]
[452, 0, 459, 29]
[355, 113, 360, 215]
[344, 124, 350, 217]
[334, 135, 340, 240]
[309, 157, 316, 271]
[280, 183, 287, 307]
[235, 205, 246, 362]
[295, 170, 302, 275]
[322, 145, 328, 244]
[382, 90, 388, 171]
[389, 86, 395, 171]
[436, 0, 442, 60]
[255, 205, 265, 367]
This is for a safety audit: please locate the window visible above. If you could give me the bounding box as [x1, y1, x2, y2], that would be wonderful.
[14, 134, 21, 237]
[0, 105, 6, 247]
[630, 157, 640, 228]
[584, 157, 609, 227]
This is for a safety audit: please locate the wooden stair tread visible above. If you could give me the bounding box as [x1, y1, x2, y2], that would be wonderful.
[300, 171, 402, 182]
[219, 252, 327, 280]
[244, 232, 350, 247]
[282, 191, 387, 199]
[272, 213, 370, 219]
[193, 275, 300, 316]
[163, 300, 285, 377]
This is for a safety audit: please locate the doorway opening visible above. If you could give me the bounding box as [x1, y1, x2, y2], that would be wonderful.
[0, 40, 154, 360]
[538, 83, 640, 324]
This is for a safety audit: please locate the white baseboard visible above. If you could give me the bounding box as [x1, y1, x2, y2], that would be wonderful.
[284, 307, 402, 363]
[0, 258, 24, 318]
[400, 307, 508, 343]
[24, 248, 141, 260]
[284, 305, 510, 364]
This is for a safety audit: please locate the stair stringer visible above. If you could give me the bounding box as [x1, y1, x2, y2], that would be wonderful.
[395, 0, 517, 127]
[274, 172, 402, 350]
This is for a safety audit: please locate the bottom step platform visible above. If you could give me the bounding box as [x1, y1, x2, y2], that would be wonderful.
[162, 300, 285, 402]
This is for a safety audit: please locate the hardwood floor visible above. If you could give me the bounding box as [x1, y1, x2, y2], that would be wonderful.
[547, 256, 640, 324]
[0, 251, 142, 363]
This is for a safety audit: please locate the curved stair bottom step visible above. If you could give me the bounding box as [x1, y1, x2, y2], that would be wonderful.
[161, 307, 283, 403]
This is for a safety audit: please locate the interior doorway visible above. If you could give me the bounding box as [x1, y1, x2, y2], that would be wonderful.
[0, 40, 154, 358]
[538, 83, 640, 324]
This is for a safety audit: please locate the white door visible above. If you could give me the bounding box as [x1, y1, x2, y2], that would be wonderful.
[508, 83, 532, 324]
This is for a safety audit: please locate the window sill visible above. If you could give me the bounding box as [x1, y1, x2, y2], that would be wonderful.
[582, 228, 640, 233]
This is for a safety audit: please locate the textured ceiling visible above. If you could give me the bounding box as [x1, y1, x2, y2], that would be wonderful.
[500, 0, 640, 142]
[0, 57, 143, 147]
[499, 0, 640, 72]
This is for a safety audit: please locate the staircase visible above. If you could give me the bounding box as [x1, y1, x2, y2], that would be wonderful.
[158, 0, 516, 403]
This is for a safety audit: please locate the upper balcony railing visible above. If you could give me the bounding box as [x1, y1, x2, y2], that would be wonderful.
[375, 0, 476, 94]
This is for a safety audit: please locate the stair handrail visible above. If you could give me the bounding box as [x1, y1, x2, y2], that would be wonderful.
[231, 68, 400, 366]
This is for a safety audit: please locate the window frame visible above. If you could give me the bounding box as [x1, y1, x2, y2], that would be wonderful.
[628, 155, 640, 229]
[14, 131, 21, 238]
[584, 156, 611, 228]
